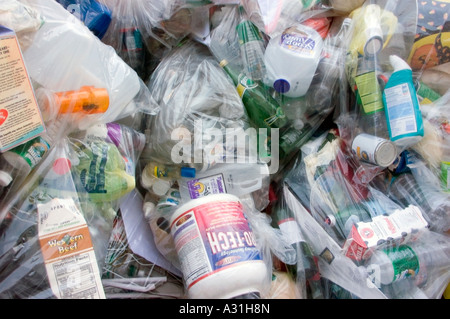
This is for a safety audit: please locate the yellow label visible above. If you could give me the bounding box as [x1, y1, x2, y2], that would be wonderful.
[355, 71, 384, 114]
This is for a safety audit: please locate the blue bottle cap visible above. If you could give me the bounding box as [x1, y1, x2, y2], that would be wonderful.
[81, 0, 112, 39]
[273, 79, 290, 94]
[180, 167, 196, 178]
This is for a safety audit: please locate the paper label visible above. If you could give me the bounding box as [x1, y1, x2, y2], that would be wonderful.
[0, 27, 44, 152]
[170, 199, 262, 289]
[384, 83, 418, 138]
[187, 173, 227, 199]
[38, 198, 105, 299]
[280, 29, 317, 56]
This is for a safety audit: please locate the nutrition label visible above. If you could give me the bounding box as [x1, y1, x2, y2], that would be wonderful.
[38, 198, 106, 299]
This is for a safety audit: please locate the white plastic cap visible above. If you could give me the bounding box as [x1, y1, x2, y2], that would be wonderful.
[0, 170, 13, 187]
[390, 55, 411, 72]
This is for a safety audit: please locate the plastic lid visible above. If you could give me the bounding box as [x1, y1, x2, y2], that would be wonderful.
[87, 12, 111, 40]
[0, 170, 13, 187]
[375, 140, 397, 167]
[273, 79, 290, 94]
[180, 167, 196, 178]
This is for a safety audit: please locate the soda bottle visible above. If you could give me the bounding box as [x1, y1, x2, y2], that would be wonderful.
[365, 238, 450, 287]
[236, 6, 267, 81]
[270, 205, 324, 299]
[219, 59, 289, 130]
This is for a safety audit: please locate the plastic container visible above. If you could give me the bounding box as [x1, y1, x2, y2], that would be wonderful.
[263, 24, 323, 98]
[36, 86, 109, 121]
[169, 194, 268, 299]
[178, 162, 269, 201]
[382, 55, 424, 148]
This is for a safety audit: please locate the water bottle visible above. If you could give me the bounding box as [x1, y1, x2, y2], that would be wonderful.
[236, 6, 267, 81]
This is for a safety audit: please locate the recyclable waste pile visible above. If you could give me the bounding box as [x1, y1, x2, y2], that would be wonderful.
[0, 0, 449, 300]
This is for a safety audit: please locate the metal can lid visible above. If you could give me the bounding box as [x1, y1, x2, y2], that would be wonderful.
[375, 140, 398, 167]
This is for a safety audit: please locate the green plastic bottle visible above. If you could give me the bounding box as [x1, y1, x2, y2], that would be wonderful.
[219, 59, 289, 130]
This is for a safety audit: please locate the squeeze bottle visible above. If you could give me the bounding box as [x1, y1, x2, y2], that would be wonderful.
[382, 55, 424, 148]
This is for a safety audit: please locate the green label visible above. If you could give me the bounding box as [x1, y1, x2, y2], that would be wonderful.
[441, 161, 450, 192]
[355, 71, 384, 114]
[384, 245, 420, 283]
[10, 136, 51, 169]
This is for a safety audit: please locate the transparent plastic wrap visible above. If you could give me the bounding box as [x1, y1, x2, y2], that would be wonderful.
[145, 39, 251, 169]
[142, 192, 297, 299]
[360, 230, 450, 299]
[240, 0, 332, 38]
[0, 119, 144, 299]
[15, 0, 159, 131]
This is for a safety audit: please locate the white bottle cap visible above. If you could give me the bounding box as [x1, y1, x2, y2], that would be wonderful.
[143, 201, 156, 219]
[0, 170, 13, 187]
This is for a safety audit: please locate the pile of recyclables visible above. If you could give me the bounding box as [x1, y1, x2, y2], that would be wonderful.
[0, 0, 449, 300]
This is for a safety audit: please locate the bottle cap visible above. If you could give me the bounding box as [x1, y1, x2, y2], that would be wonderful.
[143, 201, 156, 219]
[0, 170, 13, 187]
[273, 79, 290, 94]
[180, 167, 196, 178]
[82, 1, 112, 40]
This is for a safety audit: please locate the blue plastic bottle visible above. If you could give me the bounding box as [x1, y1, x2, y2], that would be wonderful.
[382, 55, 424, 149]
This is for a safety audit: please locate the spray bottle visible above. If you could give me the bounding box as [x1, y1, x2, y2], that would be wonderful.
[382, 55, 424, 149]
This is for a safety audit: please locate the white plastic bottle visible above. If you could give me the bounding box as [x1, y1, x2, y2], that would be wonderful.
[263, 24, 324, 98]
[177, 162, 269, 202]
[169, 194, 268, 299]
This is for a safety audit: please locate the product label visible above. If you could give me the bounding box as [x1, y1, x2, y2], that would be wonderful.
[384, 83, 418, 138]
[354, 71, 384, 114]
[264, 107, 286, 127]
[0, 26, 44, 152]
[384, 245, 420, 283]
[37, 198, 105, 299]
[187, 173, 226, 199]
[170, 199, 262, 289]
[9, 136, 51, 168]
[281, 29, 316, 56]
[236, 73, 257, 98]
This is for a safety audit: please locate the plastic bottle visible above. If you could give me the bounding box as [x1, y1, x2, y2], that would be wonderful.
[324, 204, 372, 240]
[178, 162, 269, 201]
[36, 86, 109, 122]
[119, 17, 146, 79]
[169, 194, 268, 299]
[219, 59, 289, 129]
[236, 6, 267, 81]
[142, 162, 196, 181]
[0, 119, 62, 192]
[354, 55, 389, 139]
[382, 55, 424, 148]
[263, 24, 323, 98]
[270, 205, 324, 299]
[365, 239, 450, 286]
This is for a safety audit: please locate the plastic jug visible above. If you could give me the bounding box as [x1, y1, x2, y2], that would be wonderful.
[263, 24, 323, 98]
